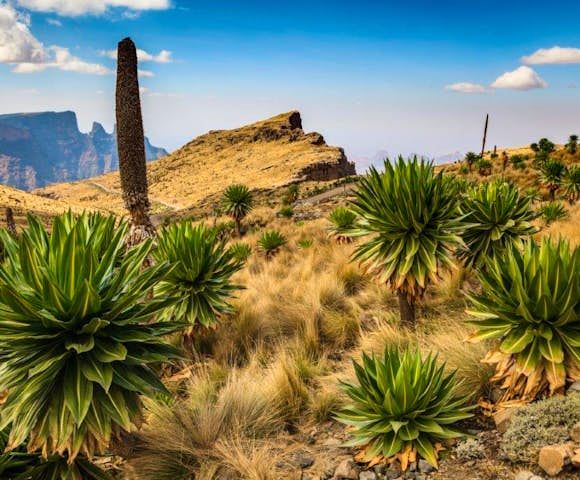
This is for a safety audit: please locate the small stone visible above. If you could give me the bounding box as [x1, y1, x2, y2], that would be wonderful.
[465, 460, 476, 467]
[567, 381, 580, 394]
[323, 438, 342, 447]
[373, 464, 387, 475]
[333, 459, 358, 480]
[572, 448, 580, 468]
[514, 471, 534, 480]
[360, 471, 377, 480]
[493, 407, 515, 433]
[529, 476, 544, 480]
[570, 422, 580, 443]
[408, 461, 417, 472]
[417, 460, 434, 474]
[414, 475, 427, 480]
[538, 445, 570, 476]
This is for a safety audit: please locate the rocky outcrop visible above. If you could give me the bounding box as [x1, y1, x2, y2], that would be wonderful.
[0, 111, 167, 190]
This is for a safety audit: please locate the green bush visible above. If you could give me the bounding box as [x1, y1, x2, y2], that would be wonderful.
[229, 242, 252, 262]
[0, 213, 182, 462]
[458, 180, 538, 268]
[297, 239, 313, 249]
[349, 157, 463, 326]
[328, 206, 357, 243]
[539, 202, 568, 224]
[154, 222, 243, 328]
[477, 159, 492, 176]
[277, 206, 294, 219]
[258, 230, 287, 259]
[336, 348, 473, 468]
[466, 238, 580, 402]
[563, 166, 580, 203]
[501, 393, 580, 463]
[223, 184, 254, 236]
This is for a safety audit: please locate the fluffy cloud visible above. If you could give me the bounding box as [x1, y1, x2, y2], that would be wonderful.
[0, 3, 47, 63]
[46, 18, 62, 26]
[13, 46, 112, 74]
[138, 68, 154, 77]
[491, 66, 547, 91]
[522, 46, 580, 65]
[0, 4, 110, 75]
[15, 1, 170, 16]
[100, 48, 172, 63]
[445, 82, 491, 94]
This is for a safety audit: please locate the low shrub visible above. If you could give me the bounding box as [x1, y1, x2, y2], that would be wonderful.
[501, 393, 580, 463]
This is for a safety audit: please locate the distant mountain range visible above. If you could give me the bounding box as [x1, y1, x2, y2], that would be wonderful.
[0, 111, 168, 190]
[354, 150, 464, 171]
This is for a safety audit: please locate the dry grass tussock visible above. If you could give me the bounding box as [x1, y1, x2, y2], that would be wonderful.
[126, 214, 503, 479]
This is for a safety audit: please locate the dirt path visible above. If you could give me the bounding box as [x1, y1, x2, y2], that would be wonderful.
[88, 182, 185, 211]
[297, 183, 356, 205]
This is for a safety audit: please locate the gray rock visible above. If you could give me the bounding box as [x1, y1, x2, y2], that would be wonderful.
[567, 381, 580, 394]
[373, 464, 387, 475]
[386, 465, 402, 480]
[417, 459, 434, 473]
[293, 454, 314, 469]
[333, 459, 358, 480]
[360, 472, 377, 480]
[414, 475, 427, 480]
[408, 461, 417, 472]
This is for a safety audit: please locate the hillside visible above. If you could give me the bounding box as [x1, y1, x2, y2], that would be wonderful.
[0, 183, 93, 229]
[34, 111, 356, 215]
[0, 111, 167, 190]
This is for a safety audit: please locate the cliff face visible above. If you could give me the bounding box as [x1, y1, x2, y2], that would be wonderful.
[0, 111, 168, 190]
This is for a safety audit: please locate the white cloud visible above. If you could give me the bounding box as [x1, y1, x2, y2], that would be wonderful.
[522, 46, 580, 65]
[445, 82, 492, 94]
[101, 48, 172, 63]
[13, 46, 112, 74]
[0, 4, 111, 75]
[139, 86, 149, 94]
[138, 68, 154, 77]
[14, 1, 171, 17]
[491, 66, 547, 91]
[0, 3, 47, 63]
[46, 18, 62, 26]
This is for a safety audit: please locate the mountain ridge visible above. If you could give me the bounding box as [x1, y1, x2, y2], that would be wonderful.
[0, 111, 168, 190]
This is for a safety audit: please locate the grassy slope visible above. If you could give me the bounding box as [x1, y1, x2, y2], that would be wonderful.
[34, 111, 348, 216]
[0, 183, 93, 230]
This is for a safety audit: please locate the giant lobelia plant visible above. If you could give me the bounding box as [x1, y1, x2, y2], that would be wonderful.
[0, 212, 183, 464]
[466, 238, 580, 403]
[336, 348, 474, 469]
[349, 157, 464, 326]
[458, 179, 538, 268]
[153, 222, 243, 330]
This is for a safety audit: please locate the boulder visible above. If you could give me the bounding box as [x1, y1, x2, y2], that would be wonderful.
[538, 444, 572, 476]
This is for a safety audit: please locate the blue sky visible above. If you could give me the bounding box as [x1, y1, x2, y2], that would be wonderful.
[1, 0, 580, 164]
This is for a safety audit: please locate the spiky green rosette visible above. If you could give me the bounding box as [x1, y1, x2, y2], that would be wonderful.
[0, 213, 182, 460]
[328, 206, 357, 243]
[467, 238, 580, 402]
[458, 179, 538, 267]
[154, 222, 243, 328]
[349, 157, 464, 300]
[336, 348, 473, 469]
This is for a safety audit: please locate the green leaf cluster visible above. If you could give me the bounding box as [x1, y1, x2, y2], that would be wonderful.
[154, 222, 243, 328]
[459, 180, 538, 267]
[349, 157, 464, 300]
[336, 348, 473, 467]
[0, 213, 182, 460]
[467, 238, 580, 395]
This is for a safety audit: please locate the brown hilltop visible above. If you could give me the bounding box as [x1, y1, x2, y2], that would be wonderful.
[35, 111, 356, 215]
